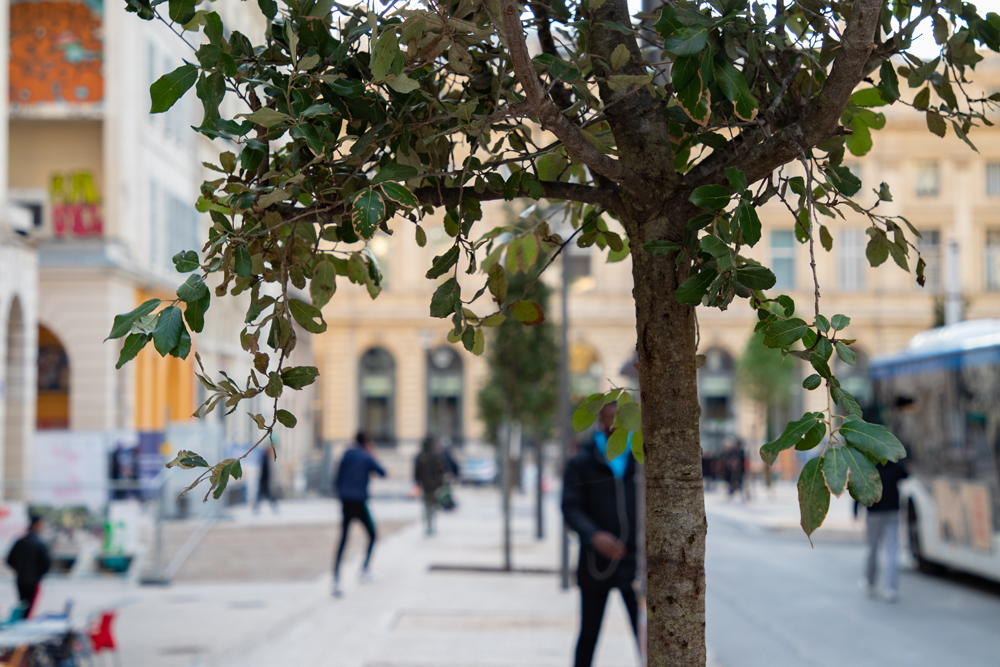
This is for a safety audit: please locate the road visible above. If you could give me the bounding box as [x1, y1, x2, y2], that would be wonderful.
[705, 510, 1000, 667]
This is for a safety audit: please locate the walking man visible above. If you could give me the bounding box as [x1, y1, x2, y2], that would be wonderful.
[414, 437, 447, 536]
[6, 515, 51, 618]
[332, 432, 386, 597]
[856, 458, 908, 601]
[254, 443, 278, 514]
[562, 403, 640, 667]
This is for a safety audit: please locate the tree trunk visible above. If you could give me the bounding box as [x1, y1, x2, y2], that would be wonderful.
[630, 216, 706, 666]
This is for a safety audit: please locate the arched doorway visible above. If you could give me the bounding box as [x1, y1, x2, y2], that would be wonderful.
[358, 348, 395, 446]
[37, 325, 70, 430]
[698, 347, 735, 453]
[427, 346, 463, 445]
[5, 300, 28, 500]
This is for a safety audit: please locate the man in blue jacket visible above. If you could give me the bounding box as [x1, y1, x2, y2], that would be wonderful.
[332, 432, 386, 597]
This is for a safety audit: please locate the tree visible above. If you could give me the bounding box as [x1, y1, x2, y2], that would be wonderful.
[110, 0, 1000, 663]
[736, 330, 797, 436]
[477, 260, 559, 442]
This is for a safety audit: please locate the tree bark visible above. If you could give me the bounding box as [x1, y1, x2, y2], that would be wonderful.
[629, 210, 706, 667]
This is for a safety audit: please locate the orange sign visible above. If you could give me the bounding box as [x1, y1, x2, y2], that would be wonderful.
[10, 0, 103, 105]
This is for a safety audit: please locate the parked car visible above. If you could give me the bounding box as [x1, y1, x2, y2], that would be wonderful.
[460, 457, 498, 486]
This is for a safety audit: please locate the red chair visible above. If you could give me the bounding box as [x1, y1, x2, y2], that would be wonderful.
[88, 611, 120, 666]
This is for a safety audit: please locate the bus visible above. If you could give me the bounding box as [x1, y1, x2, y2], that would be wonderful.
[870, 320, 1000, 583]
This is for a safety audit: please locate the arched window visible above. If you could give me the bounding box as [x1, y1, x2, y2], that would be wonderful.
[570, 343, 602, 404]
[427, 346, 463, 445]
[698, 347, 735, 452]
[5, 300, 28, 499]
[358, 348, 395, 445]
[37, 324, 69, 430]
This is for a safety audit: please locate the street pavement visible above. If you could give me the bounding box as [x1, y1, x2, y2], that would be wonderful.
[1, 482, 997, 666]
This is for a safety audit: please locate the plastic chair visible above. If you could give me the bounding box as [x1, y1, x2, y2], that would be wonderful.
[88, 611, 120, 667]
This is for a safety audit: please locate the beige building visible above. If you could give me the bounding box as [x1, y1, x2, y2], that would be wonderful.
[316, 60, 1000, 476]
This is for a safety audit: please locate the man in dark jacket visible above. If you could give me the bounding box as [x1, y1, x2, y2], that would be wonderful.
[562, 403, 639, 667]
[855, 459, 908, 601]
[414, 437, 448, 536]
[332, 432, 386, 597]
[6, 516, 51, 618]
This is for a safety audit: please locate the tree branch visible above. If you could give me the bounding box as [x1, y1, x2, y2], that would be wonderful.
[491, 0, 642, 197]
[687, 0, 883, 190]
[415, 181, 624, 216]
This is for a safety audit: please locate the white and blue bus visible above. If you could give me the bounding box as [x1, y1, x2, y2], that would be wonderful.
[871, 320, 1000, 583]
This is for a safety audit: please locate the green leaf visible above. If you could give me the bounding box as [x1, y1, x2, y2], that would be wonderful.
[760, 412, 823, 465]
[835, 341, 856, 365]
[371, 29, 399, 81]
[487, 264, 508, 305]
[107, 299, 161, 340]
[373, 163, 418, 184]
[177, 274, 208, 303]
[172, 250, 199, 273]
[265, 372, 283, 398]
[714, 60, 758, 121]
[689, 184, 731, 210]
[512, 300, 545, 325]
[631, 430, 644, 464]
[725, 167, 748, 192]
[733, 201, 761, 246]
[700, 235, 733, 270]
[380, 182, 418, 208]
[311, 259, 337, 309]
[802, 374, 822, 390]
[735, 266, 775, 290]
[616, 401, 642, 432]
[926, 110, 947, 138]
[830, 314, 851, 331]
[822, 448, 849, 497]
[235, 246, 252, 278]
[257, 0, 277, 20]
[762, 318, 809, 349]
[795, 420, 826, 451]
[240, 108, 292, 128]
[150, 64, 198, 114]
[815, 314, 830, 333]
[832, 386, 863, 418]
[827, 166, 862, 197]
[798, 457, 830, 540]
[839, 418, 906, 463]
[116, 333, 150, 369]
[289, 299, 327, 333]
[878, 60, 900, 102]
[664, 25, 708, 56]
[430, 278, 461, 318]
[841, 445, 882, 506]
[644, 240, 682, 256]
[913, 87, 931, 110]
[184, 291, 210, 334]
[820, 225, 833, 251]
[280, 366, 320, 390]
[166, 450, 210, 470]
[426, 246, 461, 279]
[276, 409, 297, 428]
[606, 428, 630, 460]
[573, 403, 599, 432]
[610, 43, 630, 71]
[675, 268, 717, 305]
[472, 328, 485, 356]
[168, 0, 197, 25]
[849, 88, 887, 107]
[152, 306, 185, 356]
[352, 190, 385, 240]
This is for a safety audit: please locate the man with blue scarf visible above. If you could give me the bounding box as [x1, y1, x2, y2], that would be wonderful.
[562, 402, 639, 667]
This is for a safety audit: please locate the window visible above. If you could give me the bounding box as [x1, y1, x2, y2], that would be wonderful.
[427, 347, 463, 445]
[916, 162, 940, 197]
[987, 230, 1000, 290]
[150, 182, 199, 274]
[698, 348, 735, 453]
[919, 229, 942, 292]
[838, 229, 867, 291]
[987, 163, 1000, 196]
[771, 231, 795, 290]
[358, 348, 396, 445]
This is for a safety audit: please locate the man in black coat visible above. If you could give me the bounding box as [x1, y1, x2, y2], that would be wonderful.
[562, 402, 639, 667]
[6, 516, 51, 618]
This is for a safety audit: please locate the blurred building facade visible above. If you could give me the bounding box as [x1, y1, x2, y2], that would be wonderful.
[317, 60, 1000, 480]
[5, 0, 316, 509]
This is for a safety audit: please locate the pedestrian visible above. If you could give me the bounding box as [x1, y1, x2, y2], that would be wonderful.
[414, 437, 448, 535]
[6, 515, 51, 618]
[724, 437, 746, 500]
[332, 432, 386, 597]
[254, 443, 279, 514]
[855, 458, 909, 602]
[562, 402, 640, 667]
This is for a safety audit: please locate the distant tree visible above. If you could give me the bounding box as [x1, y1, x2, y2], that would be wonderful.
[477, 263, 559, 442]
[736, 330, 797, 439]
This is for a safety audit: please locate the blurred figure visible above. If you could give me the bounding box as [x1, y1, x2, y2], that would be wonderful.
[254, 443, 278, 514]
[724, 438, 747, 501]
[6, 516, 51, 618]
[415, 437, 448, 535]
[332, 432, 386, 597]
[562, 403, 639, 667]
[856, 459, 909, 601]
